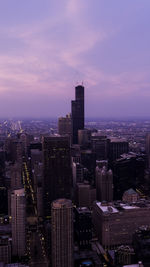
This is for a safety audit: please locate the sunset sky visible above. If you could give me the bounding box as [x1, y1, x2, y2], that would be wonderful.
[0, 0, 150, 118]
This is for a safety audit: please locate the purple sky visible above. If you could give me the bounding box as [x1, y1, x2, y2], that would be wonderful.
[0, 0, 150, 118]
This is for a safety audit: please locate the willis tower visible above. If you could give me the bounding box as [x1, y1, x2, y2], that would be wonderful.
[71, 85, 84, 144]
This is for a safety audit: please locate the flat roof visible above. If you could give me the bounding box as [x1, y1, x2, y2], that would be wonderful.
[120, 203, 140, 210]
[96, 201, 142, 214]
[96, 202, 119, 214]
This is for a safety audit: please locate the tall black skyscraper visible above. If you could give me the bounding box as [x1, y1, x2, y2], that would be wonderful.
[71, 85, 84, 144]
[42, 136, 72, 216]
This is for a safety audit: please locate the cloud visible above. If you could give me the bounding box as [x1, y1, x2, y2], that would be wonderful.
[0, 0, 149, 117]
[66, 0, 81, 16]
[0, 0, 110, 98]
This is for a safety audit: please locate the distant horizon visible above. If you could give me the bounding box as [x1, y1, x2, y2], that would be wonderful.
[1, 116, 150, 121]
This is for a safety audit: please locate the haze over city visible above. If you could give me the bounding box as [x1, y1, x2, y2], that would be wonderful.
[0, 0, 150, 118]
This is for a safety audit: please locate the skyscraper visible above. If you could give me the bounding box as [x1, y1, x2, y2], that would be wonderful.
[78, 129, 91, 148]
[109, 138, 129, 161]
[11, 188, 26, 257]
[71, 85, 84, 144]
[95, 166, 113, 202]
[91, 135, 109, 160]
[74, 207, 92, 250]
[58, 113, 72, 137]
[10, 162, 22, 190]
[0, 236, 11, 263]
[42, 136, 72, 216]
[76, 181, 96, 207]
[51, 199, 73, 267]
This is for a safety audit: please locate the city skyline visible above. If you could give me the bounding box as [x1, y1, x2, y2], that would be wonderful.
[0, 0, 150, 118]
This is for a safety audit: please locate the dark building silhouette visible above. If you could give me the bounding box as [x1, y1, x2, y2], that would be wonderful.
[80, 150, 96, 183]
[76, 181, 96, 207]
[4, 138, 23, 163]
[111, 152, 146, 200]
[0, 236, 11, 264]
[74, 250, 103, 267]
[0, 187, 8, 215]
[133, 226, 150, 265]
[114, 245, 135, 266]
[109, 138, 129, 162]
[91, 135, 109, 160]
[33, 162, 43, 217]
[71, 85, 84, 144]
[42, 136, 72, 216]
[74, 207, 92, 250]
[28, 142, 42, 159]
[0, 150, 5, 187]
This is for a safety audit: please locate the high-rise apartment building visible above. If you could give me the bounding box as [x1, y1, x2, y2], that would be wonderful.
[42, 136, 72, 216]
[11, 188, 26, 257]
[109, 138, 129, 161]
[74, 207, 92, 250]
[72, 162, 84, 188]
[71, 85, 84, 144]
[91, 135, 109, 160]
[10, 162, 22, 190]
[111, 152, 146, 200]
[51, 199, 74, 267]
[95, 166, 113, 202]
[5, 138, 23, 163]
[58, 113, 72, 137]
[0, 236, 11, 263]
[78, 129, 91, 148]
[76, 181, 96, 207]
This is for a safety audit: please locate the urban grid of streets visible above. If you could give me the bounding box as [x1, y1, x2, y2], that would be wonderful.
[22, 161, 48, 267]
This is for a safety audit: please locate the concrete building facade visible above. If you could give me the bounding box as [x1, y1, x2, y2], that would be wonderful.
[11, 188, 26, 257]
[51, 199, 74, 267]
[93, 201, 150, 248]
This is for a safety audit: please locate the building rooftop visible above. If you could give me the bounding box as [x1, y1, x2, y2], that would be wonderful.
[124, 188, 138, 195]
[96, 202, 118, 214]
[52, 198, 72, 209]
[110, 137, 127, 143]
[96, 200, 150, 214]
[120, 205, 139, 210]
[13, 188, 25, 196]
[116, 152, 146, 162]
[76, 207, 91, 214]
